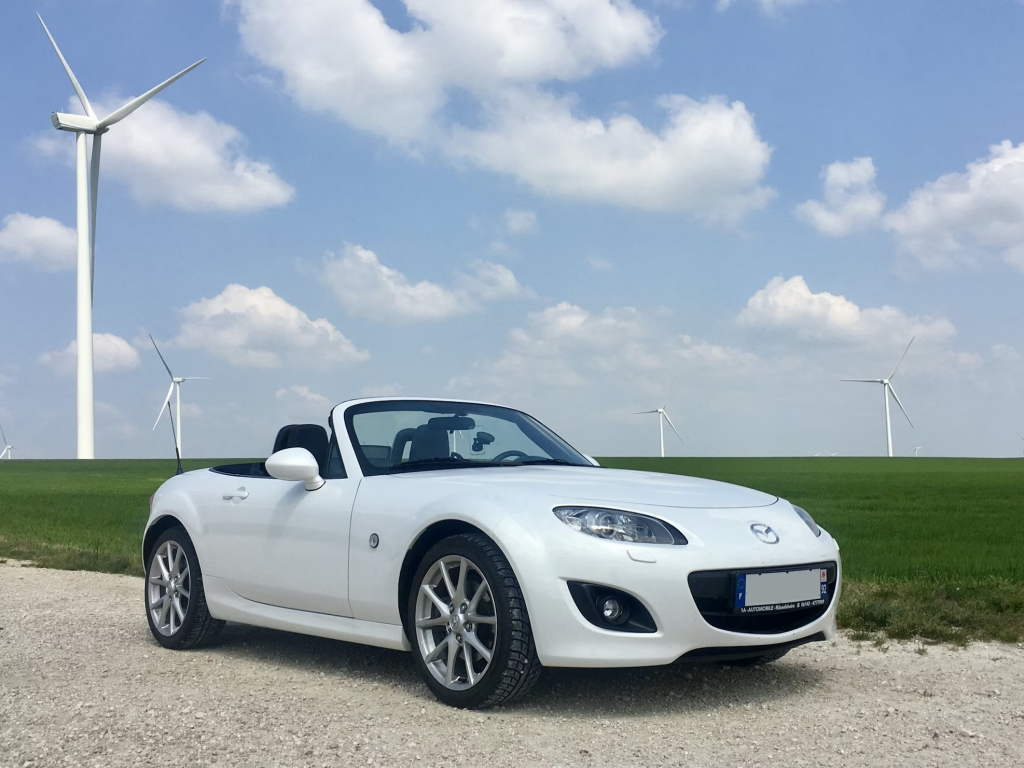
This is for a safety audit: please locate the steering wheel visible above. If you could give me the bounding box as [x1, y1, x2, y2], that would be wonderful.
[493, 449, 529, 463]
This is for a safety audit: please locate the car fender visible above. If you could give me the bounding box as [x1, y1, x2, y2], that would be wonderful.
[143, 474, 208, 568]
[348, 483, 520, 625]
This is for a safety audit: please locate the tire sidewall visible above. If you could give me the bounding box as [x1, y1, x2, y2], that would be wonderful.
[407, 534, 523, 708]
[145, 526, 204, 650]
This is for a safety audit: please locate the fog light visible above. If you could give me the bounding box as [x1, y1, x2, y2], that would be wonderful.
[601, 598, 622, 621]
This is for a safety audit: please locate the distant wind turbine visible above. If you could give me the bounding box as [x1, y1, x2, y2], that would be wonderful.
[914, 446, 922, 457]
[0, 420, 12, 460]
[636, 405, 683, 458]
[38, 14, 204, 459]
[150, 335, 206, 458]
[842, 337, 915, 458]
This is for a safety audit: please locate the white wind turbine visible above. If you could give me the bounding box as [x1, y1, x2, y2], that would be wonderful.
[38, 14, 204, 459]
[0, 420, 12, 460]
[636, 405, 684, 458]
[842, 337, 915, 458]
[150, 335, 206, 458]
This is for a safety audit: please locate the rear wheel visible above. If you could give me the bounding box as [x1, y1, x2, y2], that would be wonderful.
[145, 526, 224, 650]
[408, 533, 541, 708]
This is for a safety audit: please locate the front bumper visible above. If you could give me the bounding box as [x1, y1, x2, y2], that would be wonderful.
[497, 513, 842, 668]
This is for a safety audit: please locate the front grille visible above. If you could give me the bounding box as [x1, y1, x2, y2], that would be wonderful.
[687, 561, 838, 635]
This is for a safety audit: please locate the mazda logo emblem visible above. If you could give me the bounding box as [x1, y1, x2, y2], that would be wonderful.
[750, 524, 779, 544]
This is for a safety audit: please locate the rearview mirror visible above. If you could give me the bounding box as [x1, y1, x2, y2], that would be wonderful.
[266, 447, 325, 491]
[428, 415, 476, 431]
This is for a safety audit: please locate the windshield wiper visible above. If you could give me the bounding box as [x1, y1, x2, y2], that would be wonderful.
[517, 458, 578, 466]
[389, 457, 501, 473]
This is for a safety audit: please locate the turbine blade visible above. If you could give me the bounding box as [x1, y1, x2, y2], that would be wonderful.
[663, 411, 684, 444]
[840, 379, 884, 383]
[889, 337, 915, 379]
[179, 377, 209, 381]
[634, 410, 660, 415]
[887, 383, 914, 429]
[153, 381, 175, 430]
[89, 134, 101, 300]
[149, 334, 174, 379]
[37, 15, 96, 118]
[0, 419, 7, 446]
[96, 58, 206, 130]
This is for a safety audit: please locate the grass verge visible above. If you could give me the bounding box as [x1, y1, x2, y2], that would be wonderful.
[2, 457, 1022, 644]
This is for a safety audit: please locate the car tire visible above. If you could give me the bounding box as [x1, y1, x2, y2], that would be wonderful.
[145, 526, 224, 650]
[725, 649, 790, 667]
[407, 533, 541, 709]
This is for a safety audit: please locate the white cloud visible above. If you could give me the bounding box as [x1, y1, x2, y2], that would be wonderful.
[453, 301, 757, 395]
[794, 158, 885, 236]
[0, 213, 76, 271]
[361, 383, 402, 397]
[320, 244, 530, 324]
[737, 276, 956, 345]
[449, 91, 774, 221]
[40, 333, 142, 376]
[504, 208, 537, 235]
[37, 98, 294, 212]
[276, 384, 330, 407]
[229, 0, 660, 142]
[176, 284, 368, 368]
[992, 343, 1021, 363]
[587, 255, 614, 272]
[883, 141, 1024, 272]
[716, 0, 813, 13]
[227, 0, 773, 220]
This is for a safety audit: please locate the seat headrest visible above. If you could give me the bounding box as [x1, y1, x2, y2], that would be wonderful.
[273, 424, 329, 476]
[408, 424, 451, 463]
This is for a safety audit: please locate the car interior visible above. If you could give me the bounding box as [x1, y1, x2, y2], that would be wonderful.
[211, 423, 332, 478]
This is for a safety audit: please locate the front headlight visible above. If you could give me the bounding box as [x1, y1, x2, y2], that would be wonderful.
[793, 505, 821, 537]
[553, 506, 687, 545]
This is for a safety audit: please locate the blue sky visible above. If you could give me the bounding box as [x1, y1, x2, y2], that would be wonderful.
[1, 0, 1022, 459]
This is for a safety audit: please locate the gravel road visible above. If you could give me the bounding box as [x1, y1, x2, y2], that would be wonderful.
[2, 560, 1023, 768]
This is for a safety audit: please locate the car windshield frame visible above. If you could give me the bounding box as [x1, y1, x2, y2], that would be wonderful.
[343, 399, 592, 477]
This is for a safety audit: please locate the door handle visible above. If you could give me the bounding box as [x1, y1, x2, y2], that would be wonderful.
[223, 488, 249, 500]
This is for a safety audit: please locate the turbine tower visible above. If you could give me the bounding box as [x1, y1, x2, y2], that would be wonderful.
[842, 337, 915, 458]
[38, 15, 204, 459]
[0, 420, 12, 460]
[150, 335, 206, 458]
[636, 405, 683, 458]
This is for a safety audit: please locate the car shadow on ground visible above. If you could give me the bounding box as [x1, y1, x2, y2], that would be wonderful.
[183, 622, 827, 716]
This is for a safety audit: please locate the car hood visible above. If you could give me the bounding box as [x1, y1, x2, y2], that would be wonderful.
[393, 465, 778, 509]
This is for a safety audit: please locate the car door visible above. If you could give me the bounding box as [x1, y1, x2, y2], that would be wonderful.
[203, 472, 357, 617]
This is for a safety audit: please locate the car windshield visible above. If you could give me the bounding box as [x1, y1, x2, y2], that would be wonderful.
[345, 400, 592, 476]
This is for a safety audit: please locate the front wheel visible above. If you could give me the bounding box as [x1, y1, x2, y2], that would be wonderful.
[145, 526, 224, 650]
[408, 533, 541, 708]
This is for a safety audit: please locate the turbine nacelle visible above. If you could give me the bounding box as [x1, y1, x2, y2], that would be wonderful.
[51, 112, 105, 133]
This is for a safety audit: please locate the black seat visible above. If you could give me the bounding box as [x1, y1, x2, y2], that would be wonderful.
[273, 424, 329, 477]
[408, 424, 451, 462]
[391, 427, 416, 465]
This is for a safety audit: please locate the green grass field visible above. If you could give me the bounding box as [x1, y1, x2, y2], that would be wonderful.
[1, 457, 1021, 644]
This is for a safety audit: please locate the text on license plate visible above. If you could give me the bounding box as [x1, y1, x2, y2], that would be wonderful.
[734, 568, 828, 614]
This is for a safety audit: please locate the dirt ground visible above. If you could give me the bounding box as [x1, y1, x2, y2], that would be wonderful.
[1, 560, 1022, 767]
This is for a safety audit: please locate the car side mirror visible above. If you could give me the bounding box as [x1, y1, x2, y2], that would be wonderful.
[583, 454, 600, 467]
[266, 447, 325, 491]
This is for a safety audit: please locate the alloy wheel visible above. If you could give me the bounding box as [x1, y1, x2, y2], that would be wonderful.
[414, 555, 498, 690]
[147, 540, 191, 636]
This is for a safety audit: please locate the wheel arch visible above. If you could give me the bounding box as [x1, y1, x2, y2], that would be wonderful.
[143, 514, 188, 568]
[398, 519, 494, 638]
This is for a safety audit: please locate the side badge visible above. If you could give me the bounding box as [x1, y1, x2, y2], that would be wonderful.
[369, 533, 379, 549]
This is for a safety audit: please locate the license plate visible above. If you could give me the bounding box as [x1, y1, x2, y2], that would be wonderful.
[734, 568, 828, 614]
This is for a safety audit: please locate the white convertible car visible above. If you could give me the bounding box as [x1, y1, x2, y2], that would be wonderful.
[144, 397, 841, 708]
